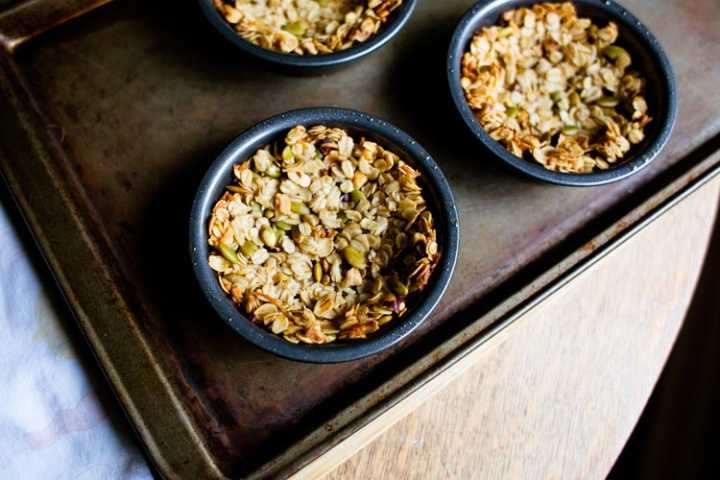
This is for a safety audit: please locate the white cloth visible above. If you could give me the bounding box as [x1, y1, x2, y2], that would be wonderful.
[0, 199, 152, 479]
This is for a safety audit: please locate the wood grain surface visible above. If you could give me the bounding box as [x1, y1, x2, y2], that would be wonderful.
[317, 175, 720, 480]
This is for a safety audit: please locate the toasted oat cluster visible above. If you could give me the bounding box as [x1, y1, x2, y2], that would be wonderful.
[208, 125, 440, 344]
[213, 0, 403, 55]
[461, 2, 652, 173]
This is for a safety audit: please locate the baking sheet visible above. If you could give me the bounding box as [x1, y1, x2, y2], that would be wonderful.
[1, 0, 719, 477]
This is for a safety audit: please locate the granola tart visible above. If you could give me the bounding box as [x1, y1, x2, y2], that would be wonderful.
[213, 0, 404, 55]
[207, 125, 440, 345]
[460, 2, 652, 173]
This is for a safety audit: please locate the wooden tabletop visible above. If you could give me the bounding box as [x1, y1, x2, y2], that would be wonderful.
[311, 175, 720, 479]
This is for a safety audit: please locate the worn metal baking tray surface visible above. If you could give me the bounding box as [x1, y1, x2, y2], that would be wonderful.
[1, 0, 719, 478]
[0, 0, 111, 51]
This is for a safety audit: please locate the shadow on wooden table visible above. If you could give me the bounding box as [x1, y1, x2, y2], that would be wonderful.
[609, 190, 720, 479]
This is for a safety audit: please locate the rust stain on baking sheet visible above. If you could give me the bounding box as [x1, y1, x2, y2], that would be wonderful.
[581, 241, 598, 254]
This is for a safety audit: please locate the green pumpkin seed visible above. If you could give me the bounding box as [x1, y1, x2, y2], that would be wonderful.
[342, 246, 366, 269]
[595, 96, 619, 107]
[284, 21, 305, 36]
[240, 240, 257, 257]
[275, 220, 293, 231]
[314, 262, 323, 283]
[603, 46, 632, 68]
[389, 278, 409, 297]
[260, 226, 277, 248]
[266, 164, 281, 178]
[350, 190, 366, 203]
[291, 201, 310, 215]
[603, 45, 629, 60]
[562, 125, 579, 136]
[219, 244, 241, 265]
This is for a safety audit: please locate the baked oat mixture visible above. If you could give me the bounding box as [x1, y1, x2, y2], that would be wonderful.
[207, 125, 440, 344]
[213, 0, 404, 55]
[461, 2, 652, 173]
